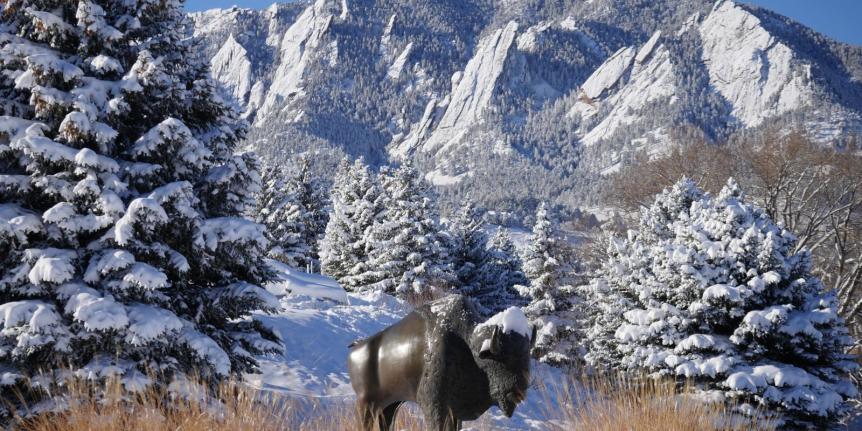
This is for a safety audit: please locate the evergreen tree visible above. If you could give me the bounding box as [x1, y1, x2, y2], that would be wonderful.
[447, 202, 488, 297]
[520, 202, 581, 366]
[255, 156, 328, 272]
[521, 203, 563, 302]
[584, 179, 705, 369]
[475, 227, 527, 314]
[0, 0, 279, 398]
[320, 158, 382, 290]
[585, 178, 858, 428]
[254, 163, 297, 266]
[446, 205, 526, 315]
[281, 155, 329, 271]
[363, 164, 451, 298]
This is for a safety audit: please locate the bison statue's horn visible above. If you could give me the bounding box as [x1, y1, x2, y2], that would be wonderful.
[530, 325, 538, 348]
[480, 326, 502, 358]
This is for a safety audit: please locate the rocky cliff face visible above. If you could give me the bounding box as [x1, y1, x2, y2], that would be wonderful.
[192, 3, 304, 119]
[700, 1, 813, 128]
[255, 0, 342, 124]
[420, 21, 520, 155]
[191, 0, 862, 214]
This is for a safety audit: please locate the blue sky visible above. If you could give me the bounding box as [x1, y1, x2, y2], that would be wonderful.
[745, 0, 862, 45]
[184, 0, 862, 46]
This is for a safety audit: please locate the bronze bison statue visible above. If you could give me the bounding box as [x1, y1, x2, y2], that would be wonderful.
[347, 295, 535, 431]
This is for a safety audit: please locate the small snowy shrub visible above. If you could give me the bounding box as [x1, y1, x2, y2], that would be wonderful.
[584, 178, 858, 428]
[0, 0, 280, 400]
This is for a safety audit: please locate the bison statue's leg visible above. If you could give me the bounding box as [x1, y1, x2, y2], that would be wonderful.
[355, 400, 403, 431]
[419, 403, 460, 431]
[378, 401, 402, 431]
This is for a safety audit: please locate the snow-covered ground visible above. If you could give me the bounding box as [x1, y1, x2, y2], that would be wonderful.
[247, 261, 565, 429]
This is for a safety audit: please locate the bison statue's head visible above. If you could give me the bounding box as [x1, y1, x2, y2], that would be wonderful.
[470, 307, 537, 418]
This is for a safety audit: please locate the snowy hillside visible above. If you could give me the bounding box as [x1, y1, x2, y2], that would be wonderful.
[249, 261, 564, 429]
[191, 0, 862, 216]
[248, 260, 405, 396]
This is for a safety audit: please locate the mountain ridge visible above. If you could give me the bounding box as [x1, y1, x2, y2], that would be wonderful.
[190, 0, 862, 220]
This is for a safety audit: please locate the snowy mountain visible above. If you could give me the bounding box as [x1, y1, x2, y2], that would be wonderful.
[191, 0, 862, 216]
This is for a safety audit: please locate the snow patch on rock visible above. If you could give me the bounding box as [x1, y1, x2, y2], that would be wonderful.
[210, 33, 252, 104]
[256, 0, 336, 123]
[572, 34, 676, 146]
[635, 30, 661, 64]
[580, 46, 635, 100]
[386, 42, 413, 81]
[424, 169, 465, 186]
[391, 98, 438, 159]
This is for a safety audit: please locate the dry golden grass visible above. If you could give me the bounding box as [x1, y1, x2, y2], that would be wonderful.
[537, 373, 775, 431]
[11, 372, 772, 431]
[11, 375, 427, 431]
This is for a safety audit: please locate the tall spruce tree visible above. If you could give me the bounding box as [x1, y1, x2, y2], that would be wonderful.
[474, 227, 527, 315]
[255, 163, 293, 264]
[520, 202, 581, 366]
[585, 179, 858, 428]
[281, 155, 328, 271]
[363, 164, 451, 298]
[447, 203, 488, 297]
[0, 0, 280, 397]
[446, 205, 525, 315]
[255, 156, 328, 272]
[320, 158, 382, 290]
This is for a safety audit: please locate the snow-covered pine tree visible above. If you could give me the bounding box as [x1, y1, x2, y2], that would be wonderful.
[584, 179, 706, 369]
[475, 227, 527, 314]
[282, 155, 328, 271]
[256, 156, 328, 272]
[363, 163, 451, 299]
[446, 204, 526, 315]
[254, 163, 294, 264]
[0, 0, 280, 396]
[519, 202, 581, 366]
[447, 202, 488, 297]
[320, 158, 382, 290]
[585, 178, 858, 428]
